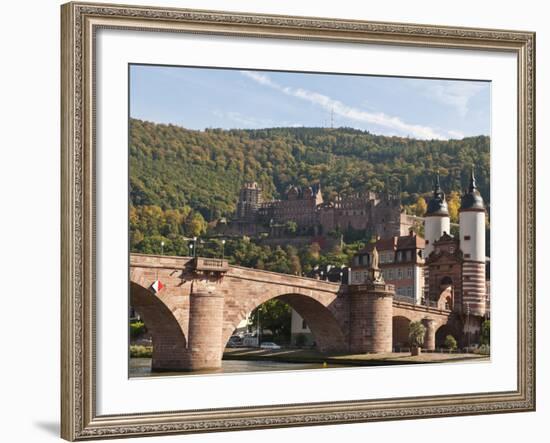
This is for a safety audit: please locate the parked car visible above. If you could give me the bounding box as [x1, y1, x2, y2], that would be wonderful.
[260, 342, 281, 350]
[227, 336, 243, 348]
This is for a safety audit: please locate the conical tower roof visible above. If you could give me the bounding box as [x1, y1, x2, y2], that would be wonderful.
[460, 167, 485, 211]
[426, 172, 449, 216]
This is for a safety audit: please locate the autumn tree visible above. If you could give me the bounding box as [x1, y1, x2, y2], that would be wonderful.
[447, 191, 461, 223]
[415, 196, 427, 216]
[408, 321, 426, 348]
[185, 211, 207, 237]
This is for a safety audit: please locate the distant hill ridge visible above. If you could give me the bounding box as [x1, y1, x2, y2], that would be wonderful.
[129, 118, 490, 222]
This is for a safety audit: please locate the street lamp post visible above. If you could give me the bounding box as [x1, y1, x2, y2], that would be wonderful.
[221, 239, 226, 260]
[156, 241, 165, 282]
[193, 237, 197, 258]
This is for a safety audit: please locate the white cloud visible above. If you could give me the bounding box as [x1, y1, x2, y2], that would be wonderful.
[447, 130, 465, 140]
[242, 71, 448, 140]
[213, 109, 304, 129]
[421, 81, 486, 118]
[242, 71, 277, 88]
[213, 110, 272, 128]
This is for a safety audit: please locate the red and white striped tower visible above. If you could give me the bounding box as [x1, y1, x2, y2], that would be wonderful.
[459, 168, 487, 317]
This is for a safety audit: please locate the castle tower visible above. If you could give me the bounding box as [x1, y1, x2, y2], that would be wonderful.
[424, 173, 451, 257]
[459, 168, 487, 317]
[236, 182, 262, 221]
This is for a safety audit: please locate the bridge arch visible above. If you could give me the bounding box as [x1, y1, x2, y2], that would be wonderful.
[435, 322, 461, 349]
[222, 291, 347, 354]
[392, 315, 411, 349]
[130, 281, 188, 371]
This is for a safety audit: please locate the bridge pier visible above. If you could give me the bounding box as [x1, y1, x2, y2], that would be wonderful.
[422, 318, 436, 351]
[185, 287, 225, 371]
[349, 282, 394, 354]
[151, 334, 188, 372]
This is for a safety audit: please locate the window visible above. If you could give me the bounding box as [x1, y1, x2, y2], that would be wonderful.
[407, 267, 413, 278]
[388, 269, 394, 279]
[464, 253, 471, 259]
[464, 235, 471, 240]
[398, 268, 403, 280]
[425, 240, 429, 244]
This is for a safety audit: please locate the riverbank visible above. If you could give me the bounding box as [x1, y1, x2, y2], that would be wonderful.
[129, 350, 489, 377]
[129, 357, 348, 377]
[223, 348, 489, 366]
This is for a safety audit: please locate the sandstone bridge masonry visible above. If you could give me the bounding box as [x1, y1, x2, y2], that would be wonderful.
[130, 253, 457, 371]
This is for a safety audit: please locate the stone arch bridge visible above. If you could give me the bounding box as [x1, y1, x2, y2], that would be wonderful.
[130, 254, 458, 371]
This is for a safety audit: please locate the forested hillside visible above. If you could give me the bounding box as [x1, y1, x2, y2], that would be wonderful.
[130, 118, 490, 222]
[129, 118, 490, 265]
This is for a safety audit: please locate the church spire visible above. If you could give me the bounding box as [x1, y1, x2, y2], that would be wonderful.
[426, 170, 448, 216]
[468, 166, 477, 193]
[460, 166, 485, 211]
[434, 170, 441, 194]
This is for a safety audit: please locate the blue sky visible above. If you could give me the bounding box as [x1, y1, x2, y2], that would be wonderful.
[130, 64, 490, 140]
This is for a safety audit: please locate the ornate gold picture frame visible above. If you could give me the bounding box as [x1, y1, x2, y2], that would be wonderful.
[61, 1, 535, 440]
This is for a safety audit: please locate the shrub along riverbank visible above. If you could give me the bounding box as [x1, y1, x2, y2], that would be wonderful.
[130, 345, 152, 358]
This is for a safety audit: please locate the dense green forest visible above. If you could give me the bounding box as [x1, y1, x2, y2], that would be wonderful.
[129, 118, 490, 270]
[130, 118, 490, 220]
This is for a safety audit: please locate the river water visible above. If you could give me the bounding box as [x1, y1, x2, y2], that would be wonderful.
[130, 358, 343, 377]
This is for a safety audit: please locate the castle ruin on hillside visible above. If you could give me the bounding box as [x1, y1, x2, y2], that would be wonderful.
[224, 182, 417, 239]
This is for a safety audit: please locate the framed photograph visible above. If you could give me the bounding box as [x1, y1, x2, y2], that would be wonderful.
[61, 1, 535, 440]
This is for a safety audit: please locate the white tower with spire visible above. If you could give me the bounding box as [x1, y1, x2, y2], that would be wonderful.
[459, 168, 487, 317]
[424, 173, 451, 257]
